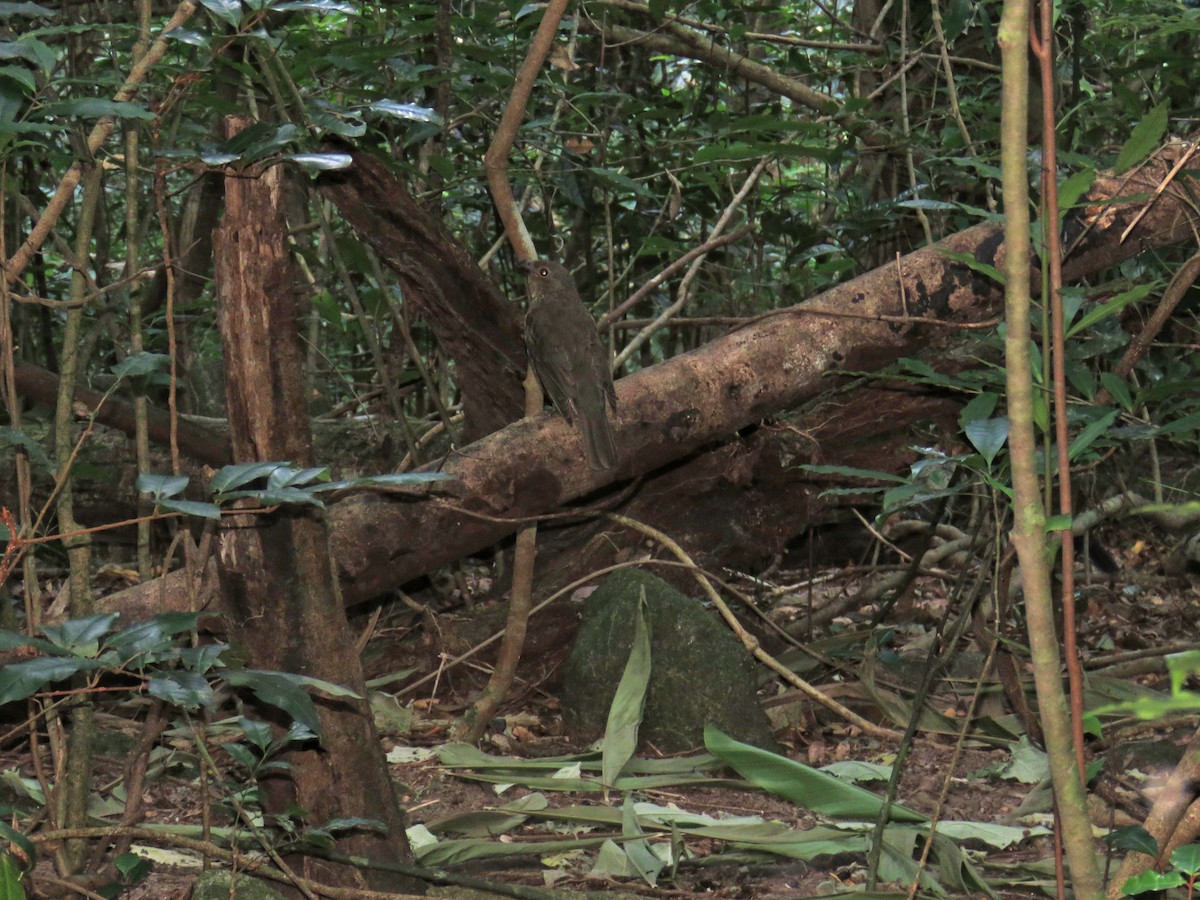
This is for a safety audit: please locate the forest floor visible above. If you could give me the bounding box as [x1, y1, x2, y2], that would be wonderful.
[6, 521, 1199, 899]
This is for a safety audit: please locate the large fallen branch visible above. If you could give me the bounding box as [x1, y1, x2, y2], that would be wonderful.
[97, 147, 1198, 620]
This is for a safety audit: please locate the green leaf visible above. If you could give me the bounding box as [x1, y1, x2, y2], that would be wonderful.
[0, 38, 54, 77]
[1100, 372, 1133, 411]
[113, 852, 152, 885]
[157, 498, 221, 520]
[821, 761, 891, 783]
[41, 613, 120, 654]
[1102, 825, 1158, 857]
[693, 142, 778, 164]
[219, 487, 325, 508]
[997, 736, 1049, 784]
[1158, 411, 1200, 437]
[620, 795, 664, 886]
[0, 628, 59, 654]
[1114, 102, 1169, 175]
[107, 612, 208, 657]
[178, 643, 229, 676]
[210, 462, 291, 494]
[0, 657, 107, 704]
[268, 466, 330, 489]
[239, 716, 273, 751]
[588, 839, 636, 878]
[1044, 513, 1072, 532]
[602, 592, 651, 787]
[1170, 843, 1200, 875]
[942, 0, 970, 41]
[163, 26, 209, 47]
[223, 670, 322, 735]
[958, 391, 998, 427]
[41, 98, 154, 120]
[940, 249, 1004, 284]
[314, 471, 452, 492]
[937, 820, 1050, 849]
[881, 482, 925, 512]
[220, 122, 301, 161]
[222, 670, 361, 736]
[368, 100, 441, 123]
[1120, 868, 1184, 894]
[308, 102, 366, 138]
[1061, 286, 1086, 333]
[285, 152, 351, 171]
[147, 671, 215, 709]
[0, 63, 34, 91]
[426, 794, 544, 837]
[111, 351, 170, 378]
[963, 417, 1008, 467]
[137, 473, 189, 499]
[1068, 409, 1119, 461]
[704, 726, 927, 822]
[199, 150, 238, 165]
[1057, 168, 1096, 215]
[896, 198, 957, 211]
[1066, 283, 1156, 337]
[199, 0, 242, 26]
[223, 742, 257, 769]
[0, 820, 34, 877]
[1167, 650, 1200, 694]
[317, 817, 386, 836]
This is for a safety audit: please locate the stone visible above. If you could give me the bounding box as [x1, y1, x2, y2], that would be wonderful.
[560, 568, 778, 753]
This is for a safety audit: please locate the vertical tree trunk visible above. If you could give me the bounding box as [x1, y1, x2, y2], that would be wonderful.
[213, 116, 420, 893]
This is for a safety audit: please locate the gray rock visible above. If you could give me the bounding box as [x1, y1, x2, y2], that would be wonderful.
[560, 568, 778, 752]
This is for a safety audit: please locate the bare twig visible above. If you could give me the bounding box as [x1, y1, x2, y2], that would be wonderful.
[615, 159, 768, 368]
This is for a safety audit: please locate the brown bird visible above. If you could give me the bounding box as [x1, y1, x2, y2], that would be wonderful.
[521, 259, 618, 470]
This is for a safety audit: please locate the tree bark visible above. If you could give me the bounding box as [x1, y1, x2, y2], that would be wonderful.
[315, 141, 526, 441]
[10, 360, 231, 467]
[97, 144, 1197, 619]
[212, 118, 419, 893]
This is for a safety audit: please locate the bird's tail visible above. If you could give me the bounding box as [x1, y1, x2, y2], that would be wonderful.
[579, 410, 618, 470]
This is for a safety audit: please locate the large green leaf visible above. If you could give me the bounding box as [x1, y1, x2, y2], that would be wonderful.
[704, 726, 927, 823]
[40, 614, 119, 655]
[210, 462, 292, 494]
[1114, 102, 1169, 174]
[601, 592, 651, 787]
[0, 657, 108, 704]
[222, 669, 361, 736]
[106, 611, 210, 658]
[147, 670, 215, 709]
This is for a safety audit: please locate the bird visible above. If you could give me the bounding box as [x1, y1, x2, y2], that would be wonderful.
[520, 259, 618, 470]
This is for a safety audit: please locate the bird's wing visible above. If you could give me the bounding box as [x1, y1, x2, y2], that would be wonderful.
[526, 308, 578, 420]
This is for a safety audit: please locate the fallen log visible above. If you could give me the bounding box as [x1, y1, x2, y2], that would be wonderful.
[95, 146, 1198, 621]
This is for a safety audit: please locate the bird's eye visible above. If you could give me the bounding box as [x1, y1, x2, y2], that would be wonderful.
[539, 267, 549, 276]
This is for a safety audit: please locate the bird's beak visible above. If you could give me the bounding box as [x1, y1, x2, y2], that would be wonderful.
[518, 259, 537, 273]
